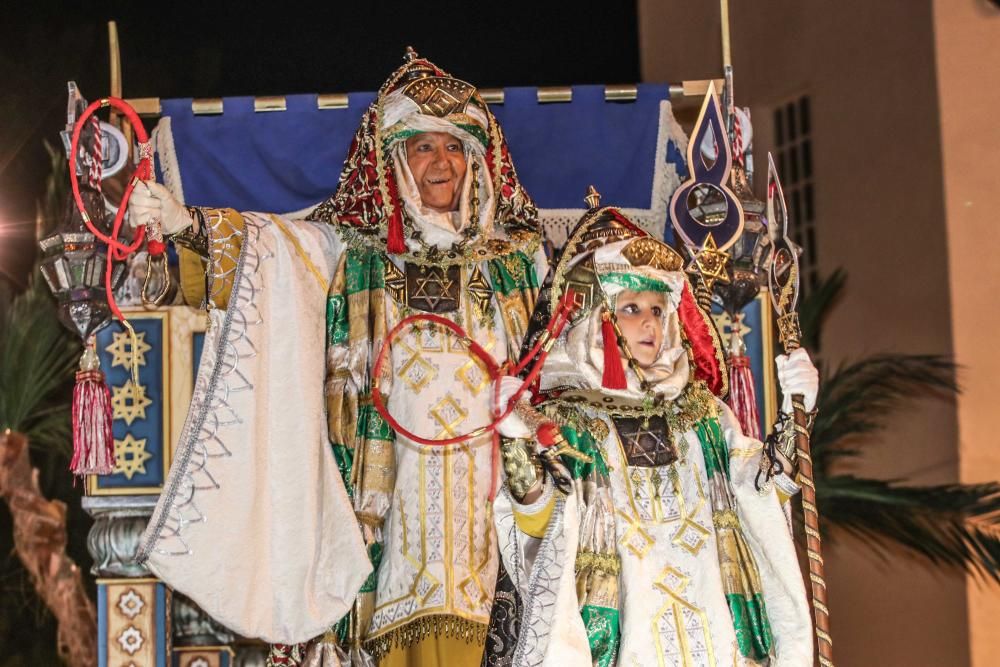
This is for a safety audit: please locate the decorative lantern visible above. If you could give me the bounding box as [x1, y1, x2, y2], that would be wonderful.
[38, 82, 127, 475]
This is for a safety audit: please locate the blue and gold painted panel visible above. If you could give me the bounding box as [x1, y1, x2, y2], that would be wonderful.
[712, 289, 778, 437]
[92, 312, 170, 494]
[173, 646, 235, 667]
[88, 307, 208, 495]
[97, 578, 169, 667]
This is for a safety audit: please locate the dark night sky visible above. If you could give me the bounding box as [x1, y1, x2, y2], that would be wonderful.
[0, 1, 640, 287]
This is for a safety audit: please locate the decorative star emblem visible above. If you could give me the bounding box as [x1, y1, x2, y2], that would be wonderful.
[117, 626, 144, 655]
[117, 588, 145, 619]
[104, 331, 152, 370]
[711, 311, 753, 340]
[686, 233, 730, 289]
[114, 434, 153, 480]
[616, 415, 677, 467]
[408, 266, 460, 312]
[111, 381, 153, 425]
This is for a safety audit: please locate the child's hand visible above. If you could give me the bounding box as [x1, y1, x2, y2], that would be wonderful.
[495, 376, 532, 438]
[775, 348, 819, 413]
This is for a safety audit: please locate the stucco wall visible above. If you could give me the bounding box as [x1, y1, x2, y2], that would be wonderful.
[932, 2, 1000, 666]
[639, 1, 972, 665]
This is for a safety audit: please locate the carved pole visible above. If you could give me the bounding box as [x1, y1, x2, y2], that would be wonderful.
[767, 155, 833, 666]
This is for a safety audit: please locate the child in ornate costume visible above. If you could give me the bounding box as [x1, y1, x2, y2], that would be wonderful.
[130, 50, 544, 666]
[483, 202, 816, 666]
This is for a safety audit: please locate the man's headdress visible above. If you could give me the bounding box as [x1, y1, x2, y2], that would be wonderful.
[309, 48, 537, 253]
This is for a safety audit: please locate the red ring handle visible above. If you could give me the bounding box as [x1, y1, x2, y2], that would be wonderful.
[371, 289, 577, 447]
[68, 96, 158, 325]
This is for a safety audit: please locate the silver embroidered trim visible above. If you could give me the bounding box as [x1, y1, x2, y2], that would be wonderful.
[496, 490, 522, 591]
[136, 219, 268, 563]
[206, 209, 245, 307]
[512, 494, 566, 667]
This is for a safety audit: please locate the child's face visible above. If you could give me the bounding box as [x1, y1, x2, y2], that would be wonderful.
[613, 289, 666, 369]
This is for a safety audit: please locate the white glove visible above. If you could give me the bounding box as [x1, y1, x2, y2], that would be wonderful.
[495, 375, 532, 439]
[128, 181, 193, 235]
[775, 347, 819, 412]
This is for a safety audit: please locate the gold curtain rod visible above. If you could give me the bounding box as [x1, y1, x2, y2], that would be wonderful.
[125, 79, 722, 117]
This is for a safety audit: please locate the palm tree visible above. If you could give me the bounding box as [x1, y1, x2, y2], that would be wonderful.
[803, 270, 1000, 581]
[0, 146, 97, 666]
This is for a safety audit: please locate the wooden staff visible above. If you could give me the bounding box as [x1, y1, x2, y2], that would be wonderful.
[767, 154, 833, 666]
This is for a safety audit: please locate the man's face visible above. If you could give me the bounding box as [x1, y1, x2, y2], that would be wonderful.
[613, 289, 666, 369]
[404, 132, 467, 213]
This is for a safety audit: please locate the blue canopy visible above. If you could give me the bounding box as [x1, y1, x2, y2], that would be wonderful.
[153, 84, 689, 244]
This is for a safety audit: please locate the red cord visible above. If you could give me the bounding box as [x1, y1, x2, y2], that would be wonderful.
[371, 289, 576, 501]
[68, 96, 160, 325]
[371, 289, 575, 446]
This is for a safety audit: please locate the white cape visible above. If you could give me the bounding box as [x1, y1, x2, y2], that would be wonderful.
[137, 214, 370, 644]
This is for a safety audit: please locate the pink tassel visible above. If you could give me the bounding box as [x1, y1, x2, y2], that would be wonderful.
[727, 354, 761, 440]
[601, 312, 627, 390]
[70, 348, 116, 476]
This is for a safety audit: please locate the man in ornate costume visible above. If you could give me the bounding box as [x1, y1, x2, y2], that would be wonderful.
[130, 50, 545, 666]
[483, 202, 816, 665]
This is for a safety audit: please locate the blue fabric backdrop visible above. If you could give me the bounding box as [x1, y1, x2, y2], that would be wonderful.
[155, 84, 686, 240]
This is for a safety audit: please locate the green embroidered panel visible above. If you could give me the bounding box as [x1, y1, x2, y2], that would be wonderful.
[560, 425, 609, 478]
[327, 294, 348, 346]
[356, 402, 393, 441]
[345, 248, 386, 295]
[599, 272, 672, 294]
[488, 251, 538, 296]
[360, 542, 384, 594]
[726, 592, 773, 660]
[330, 443, 355, 498]
[692, 416, 730, 479]
[581, 604, 620, 667]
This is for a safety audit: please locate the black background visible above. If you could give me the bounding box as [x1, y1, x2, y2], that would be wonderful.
[0, 1, 640, 287]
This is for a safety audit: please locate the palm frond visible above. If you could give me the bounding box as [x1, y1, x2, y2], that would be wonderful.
[798, 268, 846, 352]
[0, 275, 79, 453]
[818, 474, 1000, 582]
[35, 140, 69, 241]
[811, 354, 958, 473]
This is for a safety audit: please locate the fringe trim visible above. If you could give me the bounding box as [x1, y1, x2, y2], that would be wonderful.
[365, 614, 488, 662]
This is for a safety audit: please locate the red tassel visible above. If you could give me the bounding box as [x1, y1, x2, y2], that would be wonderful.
[536, 421, 562, 447]
[601, 312, 627, 390]
[727, 354, 762, 439]
[70, 355, 115, 476]
[386, 211, 406, 254]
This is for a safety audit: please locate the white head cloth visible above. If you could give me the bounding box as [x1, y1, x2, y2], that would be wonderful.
[380, 88, 496, 246]
[540, 239, 692, 399]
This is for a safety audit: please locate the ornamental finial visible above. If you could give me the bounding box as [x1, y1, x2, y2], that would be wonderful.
[404, 46, 419, 62]
[584, 185, 601, 210]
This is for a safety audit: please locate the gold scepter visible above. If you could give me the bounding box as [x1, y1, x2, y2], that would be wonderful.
[766, 154, 833, 666]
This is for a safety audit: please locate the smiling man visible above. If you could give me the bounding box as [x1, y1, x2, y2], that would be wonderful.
[132, 50, 545, 666]
[404, 132, 467, 214]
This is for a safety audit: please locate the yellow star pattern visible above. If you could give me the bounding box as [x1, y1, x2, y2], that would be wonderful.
[685, 233, 730, 289]
[114, 434, 153, 480]
[711, 311, 754, 341]
[111, 381, 153, 425]
[104, 331, 152, 369]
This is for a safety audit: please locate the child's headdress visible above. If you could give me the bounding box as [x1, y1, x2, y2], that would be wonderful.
[525, 190, 727, 398]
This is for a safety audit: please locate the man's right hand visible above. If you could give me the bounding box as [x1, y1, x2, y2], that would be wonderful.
[129, 181, 194, 235]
